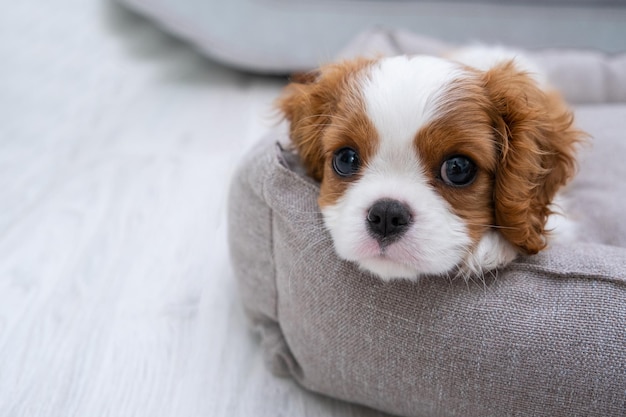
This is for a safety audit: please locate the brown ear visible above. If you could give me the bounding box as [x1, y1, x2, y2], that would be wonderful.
[484, 61, 583, 254]
[276, 59, 371, 181]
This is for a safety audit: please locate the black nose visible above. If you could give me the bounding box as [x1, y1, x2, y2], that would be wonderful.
[366, 199, 412, 243]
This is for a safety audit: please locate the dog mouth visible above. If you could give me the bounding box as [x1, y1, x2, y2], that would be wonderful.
[356, 252, 422, 280]
[359, 239, 419, 267]
[373, 237, 400, 253]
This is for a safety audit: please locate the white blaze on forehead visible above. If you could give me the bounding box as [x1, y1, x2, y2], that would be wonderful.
[361, 55, 466, 149]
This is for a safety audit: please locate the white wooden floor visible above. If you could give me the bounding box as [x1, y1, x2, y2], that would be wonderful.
[0, 1, 387, 416]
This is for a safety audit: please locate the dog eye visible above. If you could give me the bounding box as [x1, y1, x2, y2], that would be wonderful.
[332, 147, 361, 177]
[440, 156, 477, 186]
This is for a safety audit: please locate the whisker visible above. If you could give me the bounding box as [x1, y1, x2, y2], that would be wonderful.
[464, 222, 519, 231]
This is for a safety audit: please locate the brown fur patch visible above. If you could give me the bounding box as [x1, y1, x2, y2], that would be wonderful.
[276, 59, 378, 208]
[317, 107, 379, 208]
[416, 78, 499, 244]
[482, 61, 584, 254]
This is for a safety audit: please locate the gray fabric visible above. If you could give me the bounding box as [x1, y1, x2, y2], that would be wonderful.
[228, 104, 626, 417]
[338, 29, 626, 104]
[119, 0, 626, 74]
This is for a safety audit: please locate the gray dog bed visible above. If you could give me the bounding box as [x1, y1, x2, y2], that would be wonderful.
[228, 41, 626, 417]
[228, 108, 625, 417]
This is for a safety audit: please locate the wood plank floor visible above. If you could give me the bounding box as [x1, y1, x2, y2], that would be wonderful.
[0, 1, 388, 416]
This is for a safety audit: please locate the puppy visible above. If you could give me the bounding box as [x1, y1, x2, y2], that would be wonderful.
[278, 51, 582, 281]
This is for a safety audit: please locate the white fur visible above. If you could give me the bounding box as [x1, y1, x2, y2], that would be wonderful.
[546, 195, 578, 243]
[448, 45, 548, 88]
[362, 55, 466, 145]
[462, 231, 519, 278]
[323, 56, 478, 281]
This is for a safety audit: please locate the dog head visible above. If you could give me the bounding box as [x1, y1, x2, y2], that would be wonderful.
[278, 55, 580, 280]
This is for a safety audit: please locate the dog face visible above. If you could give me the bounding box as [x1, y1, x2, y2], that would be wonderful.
[278, 55, 580, 281]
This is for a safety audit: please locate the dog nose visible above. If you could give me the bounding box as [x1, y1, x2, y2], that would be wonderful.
[366, 199, 411, 243]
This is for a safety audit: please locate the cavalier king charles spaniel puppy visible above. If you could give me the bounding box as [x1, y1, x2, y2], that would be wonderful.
[278, 49, 583, 281]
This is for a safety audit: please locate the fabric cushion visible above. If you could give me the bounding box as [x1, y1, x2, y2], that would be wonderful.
[228, 105, 626, 417]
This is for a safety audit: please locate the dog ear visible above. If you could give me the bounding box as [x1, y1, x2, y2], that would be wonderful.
[277, 60, 370, 181]
[276, 69, 326, 181]
[484, 61, 583, 254]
